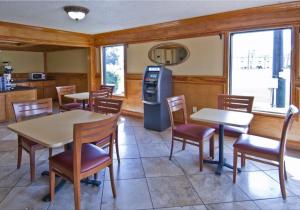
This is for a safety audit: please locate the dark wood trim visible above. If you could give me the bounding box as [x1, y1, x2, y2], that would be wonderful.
[94, 2, 300, 45]
[0, 21, 93, 47]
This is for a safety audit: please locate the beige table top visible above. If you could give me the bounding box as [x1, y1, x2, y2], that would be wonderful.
[8, 110, 111, 148]
[190, 108, 253, 127]
[64, 92, 89, 100]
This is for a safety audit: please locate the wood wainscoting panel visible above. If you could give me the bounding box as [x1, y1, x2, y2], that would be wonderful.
[46, 73, 88, 94]
[123, 75, 143, 114]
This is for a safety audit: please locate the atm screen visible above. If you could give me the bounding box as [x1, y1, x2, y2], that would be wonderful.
[149, 73, 158, 79]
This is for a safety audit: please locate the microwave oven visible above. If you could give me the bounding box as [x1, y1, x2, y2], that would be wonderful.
[28, 73, 46, 80]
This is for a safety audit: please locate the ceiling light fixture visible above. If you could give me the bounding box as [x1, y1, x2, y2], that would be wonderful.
[64, 5, 89, 21]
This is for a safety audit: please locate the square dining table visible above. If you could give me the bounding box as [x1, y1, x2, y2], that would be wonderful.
[190, 108, 253, 175]
[8, 109, 111, 201]
[64, 92, 89, 109]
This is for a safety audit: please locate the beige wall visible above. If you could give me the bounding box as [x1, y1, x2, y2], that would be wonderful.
[47, 49, 88, 73]
[127, 35, 224, 76]
[0, 50, 44, 73]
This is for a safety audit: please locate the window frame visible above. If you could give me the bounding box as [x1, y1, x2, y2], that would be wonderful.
[228, 27, 293, 114]
[101, 44, 127, 97]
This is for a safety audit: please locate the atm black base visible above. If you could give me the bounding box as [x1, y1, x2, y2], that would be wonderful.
[144, 103, 170, 131]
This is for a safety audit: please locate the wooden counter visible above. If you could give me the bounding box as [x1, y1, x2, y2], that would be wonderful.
[0, 87, 37, 122]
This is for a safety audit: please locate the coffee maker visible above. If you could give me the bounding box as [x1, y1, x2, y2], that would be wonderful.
[1, 61, 14, 90]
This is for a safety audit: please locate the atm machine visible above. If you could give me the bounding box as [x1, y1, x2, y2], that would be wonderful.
[142, 66, 172, 131]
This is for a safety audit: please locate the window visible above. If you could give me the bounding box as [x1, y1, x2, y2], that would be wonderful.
[230, 28, 292, 114]
[102, 45, 125, 96]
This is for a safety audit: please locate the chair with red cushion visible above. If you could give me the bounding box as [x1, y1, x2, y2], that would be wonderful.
[233, 105, 298, 199]
[99, 85, 115, 97]
[49, 114, 119, 210]
[56, 85, 82, 111]
[13, 98, 53, 182]
[217, 94, 254, 137]
[92, 98, 123, 163]
[167, 95, 215, 171]
[88, 89, 110, 111]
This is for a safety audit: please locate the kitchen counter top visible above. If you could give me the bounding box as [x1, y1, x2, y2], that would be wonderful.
[0, 86, 36, 93]
[14, 79, 54, 83]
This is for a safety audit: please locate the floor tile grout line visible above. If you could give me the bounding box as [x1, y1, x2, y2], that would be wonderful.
[133, 125, 155, 210]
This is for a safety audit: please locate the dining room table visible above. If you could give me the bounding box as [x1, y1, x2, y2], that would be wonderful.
[8, 109, 112, 201]
[190, 108, 254, 175]
[64, 91, 89, 109]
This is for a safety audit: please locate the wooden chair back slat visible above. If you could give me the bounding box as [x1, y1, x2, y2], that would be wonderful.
[12, 98, 53, 122]
[167, 95, 188, 127]
[94, 98, 123, 114]
[89, 90, 110, 109]
[73, 114, 120, 174]
[218, 94, 254, 113]
[56, 85, 76, 106]
[99, 85, 115, 97]
[279, 105, 299, 157]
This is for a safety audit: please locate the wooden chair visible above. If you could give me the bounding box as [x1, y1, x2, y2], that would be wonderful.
[56, 85, 82, 111]
[88, 89, 110, 111]
[93, 98, 123, 163]
[12, 98, 53, 182]
[99, 85, 115, 97]
[217, 94, 254, 137]
[233, 105, 299, 199]
[49, 114, 119, 210]
[167, 95, 215, 171]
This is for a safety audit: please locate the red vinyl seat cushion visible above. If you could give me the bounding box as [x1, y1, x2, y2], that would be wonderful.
[50, 144, 110, 173]
[234, 134, 280, 157]
[61, 102, 82, 111]
[173, 123, 215, 141]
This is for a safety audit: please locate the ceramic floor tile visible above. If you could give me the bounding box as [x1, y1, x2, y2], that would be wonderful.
[254, 196, 300, 210]
[138, 143, 170, 158]
[0, 140, 17, 152]
[48, 182, 103, 210]
[114, 144, 140, 159]
[16, 161, 51, 187]
[0, 165, 28, 188]
[206, 201, 259, 210]
[147, 176, 202, 208]
[135, 130, 164, 145]
[264, 170, 300, 196]
[105, 158, 145, 180]
[101, 178, 153, 210]
[0, 185, 50, 210]
[118, 132, 137, 145]
[0, 127, 14, 139]
[155, 205, 207, 210]
[142, 157, 184, 177]
[188, 173, 250, 204]
[0, 188, 11, 203]
[0, 149, 30, 166]
[222, 153, 261, 172]
[234, 171, 294, 199]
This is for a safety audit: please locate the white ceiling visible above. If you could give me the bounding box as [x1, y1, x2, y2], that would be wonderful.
[0, 0, 293, 34]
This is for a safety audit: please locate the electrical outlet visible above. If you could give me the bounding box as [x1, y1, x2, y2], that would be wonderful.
[192, 106, 197, 113]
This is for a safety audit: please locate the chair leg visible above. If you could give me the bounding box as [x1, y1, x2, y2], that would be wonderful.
[49, 148, 52, 157]
[17, 137, 22, 169]
[284, 161, 288, 181]
[199, 141, 203, 171]
[50, 166, 55, 202]
[233, 148, 238, 183]
[109, 164, 116, 198]
[279, 160, 287, 199]
[74, 179, 81, 210]
[169, 136, 174, 160]
[182, 138, 186, 150]
[94, 173, 98, 180]
[209, 136, 214, 159]
[241, 153, 246, 167]
[29, 149, 35, 182]
[115, 127, 120, 163]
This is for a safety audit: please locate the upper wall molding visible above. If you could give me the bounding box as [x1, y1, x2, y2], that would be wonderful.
[0, 21, 93, 47]
[94, 1, 300, 46]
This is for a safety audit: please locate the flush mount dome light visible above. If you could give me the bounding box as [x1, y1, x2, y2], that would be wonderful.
[64, 5, 89, 21]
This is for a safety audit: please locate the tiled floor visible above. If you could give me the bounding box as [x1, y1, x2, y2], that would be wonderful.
[1, 116, 300, 210]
